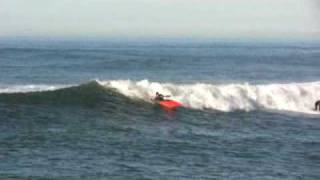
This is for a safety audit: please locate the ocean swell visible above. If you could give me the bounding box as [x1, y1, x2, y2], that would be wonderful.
[0, 82, 113, 106]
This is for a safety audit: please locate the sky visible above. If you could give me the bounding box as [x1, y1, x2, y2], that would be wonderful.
[0, 0, 319, 40]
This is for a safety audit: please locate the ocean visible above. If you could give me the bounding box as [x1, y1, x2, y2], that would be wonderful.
[0, 39, 319, 179]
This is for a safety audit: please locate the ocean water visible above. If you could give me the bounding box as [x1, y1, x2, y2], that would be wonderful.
[0, 39, 320, 179]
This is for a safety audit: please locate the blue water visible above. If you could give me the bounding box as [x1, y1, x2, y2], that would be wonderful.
[0, 39, 320, 179]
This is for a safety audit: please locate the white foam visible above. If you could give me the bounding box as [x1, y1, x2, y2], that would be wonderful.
[0, 84, 65, 93]
[99, 79, 320, 114]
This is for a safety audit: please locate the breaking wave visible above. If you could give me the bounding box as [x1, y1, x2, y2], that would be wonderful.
[0, 80, 320, 114]
[99, 80, 320, 114]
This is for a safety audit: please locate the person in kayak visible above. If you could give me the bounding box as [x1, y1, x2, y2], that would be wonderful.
[315, 100, 320, 111]
[154, 92, 170, 101]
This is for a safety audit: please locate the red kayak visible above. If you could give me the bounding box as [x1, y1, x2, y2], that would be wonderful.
[159, 100, 182, 109]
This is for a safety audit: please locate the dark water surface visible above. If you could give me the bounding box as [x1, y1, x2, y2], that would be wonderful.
[0, 40, 319, 179]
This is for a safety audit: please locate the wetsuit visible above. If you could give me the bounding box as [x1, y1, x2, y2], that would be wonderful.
[155, 94, 165, 101]
[315, 100, 320, 111]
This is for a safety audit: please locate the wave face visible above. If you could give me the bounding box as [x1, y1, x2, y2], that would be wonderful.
[100, 80, 320, 114]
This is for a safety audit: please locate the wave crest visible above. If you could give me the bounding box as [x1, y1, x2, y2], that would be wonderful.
[0, 82, 112, 106]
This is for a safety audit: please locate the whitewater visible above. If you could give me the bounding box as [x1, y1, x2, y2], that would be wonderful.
[1, 80, 320, 114]
[102, 80, 320, 114]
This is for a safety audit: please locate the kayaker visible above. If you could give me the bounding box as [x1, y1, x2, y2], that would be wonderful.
[315, 100, 320, 111]
[155, 92, 170, 101]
